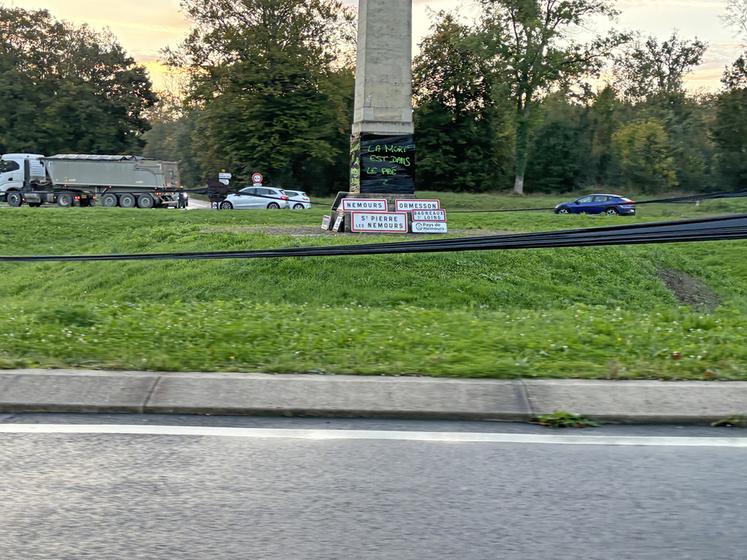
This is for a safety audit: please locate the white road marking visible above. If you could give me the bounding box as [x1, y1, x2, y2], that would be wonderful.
[0, 424, 746, 447]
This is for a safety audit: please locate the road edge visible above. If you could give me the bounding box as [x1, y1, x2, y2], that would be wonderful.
[1, 369, 746, 424]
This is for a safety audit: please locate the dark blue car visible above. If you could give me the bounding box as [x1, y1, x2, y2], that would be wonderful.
[554, 194, 636, 216]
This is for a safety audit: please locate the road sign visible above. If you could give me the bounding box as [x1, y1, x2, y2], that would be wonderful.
[412, 209, 447, 222]
[412, 221, 448, 234]
[251, 172, 264, 185]
[350, 212, 408, 233]
[218, 172, 232, 185]
[342, 198, 388, 211]
[395, 199, 440, 211]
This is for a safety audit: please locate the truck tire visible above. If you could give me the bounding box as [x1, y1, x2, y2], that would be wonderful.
[57, 193, 73, 207]
[119, 194, 136, 208]
[6, 191, 23, 207]
[101, 193, 118, 207]
[137, 194, 154, 208]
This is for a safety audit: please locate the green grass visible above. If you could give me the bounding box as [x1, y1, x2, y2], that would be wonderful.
[0, 192, 745, 379]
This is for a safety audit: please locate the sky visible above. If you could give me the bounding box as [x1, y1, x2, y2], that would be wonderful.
[11, 0, 745, 92]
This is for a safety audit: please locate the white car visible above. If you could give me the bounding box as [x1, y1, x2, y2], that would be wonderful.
[220, 186, 290, 210]
[284, 190, 311, 210]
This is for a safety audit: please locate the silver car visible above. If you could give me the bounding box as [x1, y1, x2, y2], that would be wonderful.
[220, 186, 290, 210]
[284, 190, 312, 210]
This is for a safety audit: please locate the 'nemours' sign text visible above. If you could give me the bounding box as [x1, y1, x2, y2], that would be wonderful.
[350, 212, 408, 233]
[342, 198, 388, 211]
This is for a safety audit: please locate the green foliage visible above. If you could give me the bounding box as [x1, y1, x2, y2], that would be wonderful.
[479, 0, 627, 194]
[413, 14, 512, 192]
[526, 95, 586, 192]
[612, 119, 678, 193]
[533, 411, 599, 428]
[615, 33, 707, 104]
[165, 0, 355, 194]
[0, 7, 156, 155]
[713, 54, 747, 189]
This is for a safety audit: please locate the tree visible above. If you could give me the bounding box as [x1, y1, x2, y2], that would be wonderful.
[166, 0, 355, 193]
[0, 7, 156, 155]
[613, 33, 713, 191]
[478, 0, 627, 194]
[612, 119, 678, 193]
[614, 32, 707, 105]
[584, 85, 622, 186]
[525, 93, 587, 192]
[723, 0, 747, 42]
[713, 54, 747, 188]
[413, 13, 512, 191]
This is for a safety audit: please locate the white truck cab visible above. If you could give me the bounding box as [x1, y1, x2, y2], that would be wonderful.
[0, 154, 45, 194]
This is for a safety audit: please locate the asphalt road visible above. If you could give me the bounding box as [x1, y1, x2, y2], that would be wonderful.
[2, 414, 746, 560]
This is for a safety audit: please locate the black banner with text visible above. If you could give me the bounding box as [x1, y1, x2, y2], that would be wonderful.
[350, 134, 415, 194]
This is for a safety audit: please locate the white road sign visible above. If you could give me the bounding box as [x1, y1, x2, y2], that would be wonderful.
[395, 199, 440, 211]
[412, 221, 448, 234]
[342, 198, 388, 211]
[350, 212, 408, 233]
[412, 209, 447, 222]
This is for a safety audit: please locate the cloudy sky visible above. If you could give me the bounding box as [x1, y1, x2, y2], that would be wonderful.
[12, 0, 745, 92]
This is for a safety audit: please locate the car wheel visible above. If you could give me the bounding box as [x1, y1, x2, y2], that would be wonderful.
[220, 201, 233, 210]
[605, 207, 620, 216]
[293, 203, 305, 210]
[558, 207, 570, 214]
[267, 202, 280, 209]
[6, 191, 23, 207]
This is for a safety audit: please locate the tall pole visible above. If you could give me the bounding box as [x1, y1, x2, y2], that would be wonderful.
[349, 0, 415, 195]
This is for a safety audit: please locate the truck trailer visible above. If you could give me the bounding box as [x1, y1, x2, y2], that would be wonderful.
[0, 153, 184, 208]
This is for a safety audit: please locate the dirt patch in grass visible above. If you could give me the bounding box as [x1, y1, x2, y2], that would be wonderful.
[657, 268, 720, 311]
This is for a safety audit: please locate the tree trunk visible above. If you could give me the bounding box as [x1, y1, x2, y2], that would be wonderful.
[513, 109, 531, 195]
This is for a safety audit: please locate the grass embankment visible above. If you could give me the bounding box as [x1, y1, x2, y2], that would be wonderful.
[0, 192, 746, 379]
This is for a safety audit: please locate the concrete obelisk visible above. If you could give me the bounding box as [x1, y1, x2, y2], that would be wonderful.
[349, 0, 415, 194]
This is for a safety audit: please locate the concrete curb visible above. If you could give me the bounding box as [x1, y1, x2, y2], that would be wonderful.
[1, 369, 746, 424]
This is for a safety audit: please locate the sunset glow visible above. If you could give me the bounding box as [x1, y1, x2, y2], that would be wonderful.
[12, 0, 744, 92]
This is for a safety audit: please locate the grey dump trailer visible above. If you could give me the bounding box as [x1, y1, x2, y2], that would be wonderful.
[0, 154, 184, 208]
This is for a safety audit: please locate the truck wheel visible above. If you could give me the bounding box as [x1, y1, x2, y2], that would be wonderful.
[137, 194, 154, 208]
[101, 193, 118, 207]
[119, 194, 136, 208]
[57, 193, 73, 207]
[6, 191, 23, 207]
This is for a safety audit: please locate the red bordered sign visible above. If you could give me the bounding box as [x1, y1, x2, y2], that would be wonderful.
[395, 199, 440, 211]
[411, 209, 447, 222]
[350, 212, 408, 233]
[342, 198, 388, 212]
